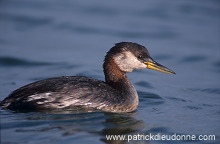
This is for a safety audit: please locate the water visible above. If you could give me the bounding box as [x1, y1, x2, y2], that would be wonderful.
[0, 0, 219, 144]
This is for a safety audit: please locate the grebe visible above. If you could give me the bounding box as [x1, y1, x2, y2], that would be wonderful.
[0, 42, 175, 112]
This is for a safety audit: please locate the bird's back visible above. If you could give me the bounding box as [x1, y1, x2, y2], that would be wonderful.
[0, 76, 119, 111]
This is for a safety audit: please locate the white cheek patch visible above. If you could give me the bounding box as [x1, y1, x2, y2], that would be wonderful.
[113, 51, 147, 72]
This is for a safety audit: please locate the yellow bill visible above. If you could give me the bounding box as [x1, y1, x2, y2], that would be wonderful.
[144, 62, 176, 74]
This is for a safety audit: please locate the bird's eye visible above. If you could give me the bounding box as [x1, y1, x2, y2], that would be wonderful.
[137, 55, 143, 59]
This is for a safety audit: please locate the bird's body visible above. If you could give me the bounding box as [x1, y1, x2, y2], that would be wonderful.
[2, 76, 138, 112]
[0, 42, 175, 113]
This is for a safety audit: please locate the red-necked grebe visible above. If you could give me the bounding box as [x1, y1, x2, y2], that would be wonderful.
[0, 42, 175, 112]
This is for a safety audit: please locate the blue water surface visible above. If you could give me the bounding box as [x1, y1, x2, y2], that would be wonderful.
[0, 0, 219, 144]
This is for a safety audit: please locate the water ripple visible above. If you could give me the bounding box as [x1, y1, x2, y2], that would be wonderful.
[213, 60, 220, 72]
[166, 97, 188, 103]
[55, 23, 178, 39]
[135, 81, 154, 89]
[189, 88, 220, 95]
[138, 91, 162, 99]
[0, 13, 52, 31]
[0, 56, 55, 67]
[179, 55, 207, 63]
[138, 91, 164, 108]
[84, 6, 118, 16]
[178, 2, 219, 17]
[184, 105, 203, 110]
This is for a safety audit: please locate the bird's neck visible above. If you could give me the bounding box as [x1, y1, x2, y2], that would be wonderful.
[103, 56, 137, 96]
[103, 55, 139, 112]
